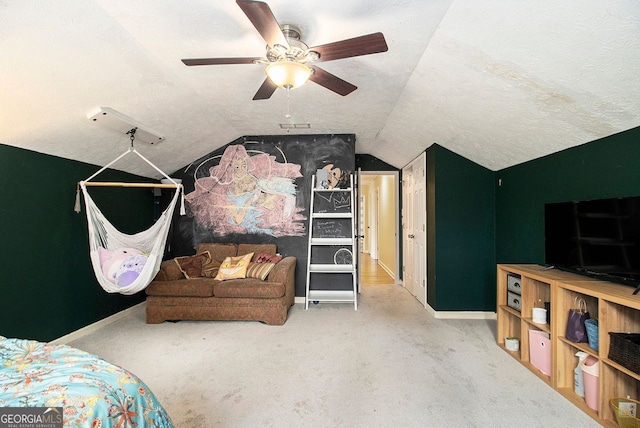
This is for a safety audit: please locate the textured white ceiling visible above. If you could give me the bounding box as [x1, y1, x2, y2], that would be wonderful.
[1, 0, 639, 178]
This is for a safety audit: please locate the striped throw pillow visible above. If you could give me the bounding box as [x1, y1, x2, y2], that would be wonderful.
[246, 262, 276, 280]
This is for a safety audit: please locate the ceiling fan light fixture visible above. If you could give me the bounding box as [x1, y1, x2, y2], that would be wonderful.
[265, 60, 312, 89]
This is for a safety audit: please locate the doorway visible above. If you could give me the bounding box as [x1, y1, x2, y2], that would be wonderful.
[358, 171, 400, 285]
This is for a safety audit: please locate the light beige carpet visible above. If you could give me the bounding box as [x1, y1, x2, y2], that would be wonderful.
[69, 284, 599, 427]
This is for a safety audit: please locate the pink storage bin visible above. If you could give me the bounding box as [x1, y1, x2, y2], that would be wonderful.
[529, 329, 551, 376]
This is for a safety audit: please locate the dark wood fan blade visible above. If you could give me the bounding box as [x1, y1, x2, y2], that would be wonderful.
[308, 66, 357, 96]
[236, 0, 288, 48]
[182, 57, 263, 66]
[310, 32, 388, 62]
[253, 77, 278, 100]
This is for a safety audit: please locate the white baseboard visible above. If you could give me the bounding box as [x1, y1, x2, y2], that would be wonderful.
[425, 303, 496, 320]
[297, 294, 495, 319]
[49, 302, 145, 345]
[398, 282, 495, 320]
[47, 298, 494, 345]
[377, 260, 396, 280]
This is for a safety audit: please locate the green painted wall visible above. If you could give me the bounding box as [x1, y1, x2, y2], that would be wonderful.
[355, 154, 398, 172]
[496, 126, 640, 265]
[6, 122, 635, 339]
[0, 144, 154, 341]
[427, 144, 496, 311]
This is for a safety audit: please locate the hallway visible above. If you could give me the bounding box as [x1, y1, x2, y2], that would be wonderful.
[360, 252, 395, 285]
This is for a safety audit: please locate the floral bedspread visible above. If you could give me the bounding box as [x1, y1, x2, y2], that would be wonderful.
[0, 336, 173, 427]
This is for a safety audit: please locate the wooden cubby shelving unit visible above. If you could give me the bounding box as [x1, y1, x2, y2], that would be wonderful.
[497, 264, 640, 427]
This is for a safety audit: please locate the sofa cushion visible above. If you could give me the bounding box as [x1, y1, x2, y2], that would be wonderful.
[213, 278, 285, 298]
[238, 244, 276, 260]
[153, 259, 185, 281]
[146, 277, 216, 297]
[246, 262, 276, 280]
[215, 253, 253, 281]
[197, 243, 237, 258]
[174, 251, 211, 279]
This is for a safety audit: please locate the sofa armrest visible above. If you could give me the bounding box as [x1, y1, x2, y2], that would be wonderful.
[267, 256, 296, 303]
[153, 259, 184, 281]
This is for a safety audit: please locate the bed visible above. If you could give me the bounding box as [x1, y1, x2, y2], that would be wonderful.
[0, 336, 173, 427]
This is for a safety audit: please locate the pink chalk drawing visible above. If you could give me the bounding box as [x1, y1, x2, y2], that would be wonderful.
[185, 145, 306, 237]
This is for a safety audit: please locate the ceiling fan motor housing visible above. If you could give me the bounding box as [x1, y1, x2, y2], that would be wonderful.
[266, 24, 319, 63]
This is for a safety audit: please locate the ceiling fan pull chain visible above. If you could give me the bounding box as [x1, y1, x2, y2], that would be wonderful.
[285, 87, 292, 121]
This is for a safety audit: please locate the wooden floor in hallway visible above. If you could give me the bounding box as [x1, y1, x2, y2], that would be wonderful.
[360, 252, 395, 285]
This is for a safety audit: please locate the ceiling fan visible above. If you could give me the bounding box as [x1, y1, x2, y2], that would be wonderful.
[181, 0, 389, 100]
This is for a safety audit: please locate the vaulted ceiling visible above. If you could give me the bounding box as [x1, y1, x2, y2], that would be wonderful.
[2, 1, 639, 178]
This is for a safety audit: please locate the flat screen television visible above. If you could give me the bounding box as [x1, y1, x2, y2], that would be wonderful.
[544, 195, 640, 294]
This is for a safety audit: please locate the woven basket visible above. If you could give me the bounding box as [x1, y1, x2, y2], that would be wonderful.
[609, 333, 640, 374]
[611, 398, 640, 428]
[584, 319, 599, 351]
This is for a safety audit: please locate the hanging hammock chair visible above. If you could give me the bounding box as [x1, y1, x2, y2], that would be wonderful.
[76, 134, 185, 295]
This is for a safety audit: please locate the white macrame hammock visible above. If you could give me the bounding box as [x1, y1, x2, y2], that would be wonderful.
[76, 145, 185, 295]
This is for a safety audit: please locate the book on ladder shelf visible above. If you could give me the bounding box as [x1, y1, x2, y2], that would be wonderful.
[305, 174, 357, 310]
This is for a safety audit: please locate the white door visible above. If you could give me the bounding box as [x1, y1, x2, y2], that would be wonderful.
[402, 168, 414, 295]
[412, 156, 427, 306]
[402, 153, 427, 306]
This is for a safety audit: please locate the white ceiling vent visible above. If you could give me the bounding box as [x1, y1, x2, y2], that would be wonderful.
[279, 123, 311, 129]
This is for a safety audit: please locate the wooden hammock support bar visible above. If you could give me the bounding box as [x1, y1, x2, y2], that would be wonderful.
[75, 129, 186, 215]
[80, 181, 182, 189]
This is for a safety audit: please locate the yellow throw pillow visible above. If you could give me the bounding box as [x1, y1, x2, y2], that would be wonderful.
[214, 253, 254, 281]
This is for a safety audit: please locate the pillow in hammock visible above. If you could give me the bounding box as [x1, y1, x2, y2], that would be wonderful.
[214, 253, 254, 281]
[174, 251, 212, 279]
[116, 254, 148, 287]
[98, 246, 144, 284]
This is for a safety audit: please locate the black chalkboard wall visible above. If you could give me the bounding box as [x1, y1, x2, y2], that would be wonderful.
[165, 134, 356, 296]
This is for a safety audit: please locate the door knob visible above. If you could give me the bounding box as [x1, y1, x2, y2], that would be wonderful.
[408, 234, 415, 239]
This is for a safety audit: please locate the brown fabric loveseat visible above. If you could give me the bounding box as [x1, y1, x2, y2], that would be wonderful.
[145, 243, 296, 325]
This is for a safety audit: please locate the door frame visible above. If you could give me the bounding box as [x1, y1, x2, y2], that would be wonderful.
[358, 170, 401, 284]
